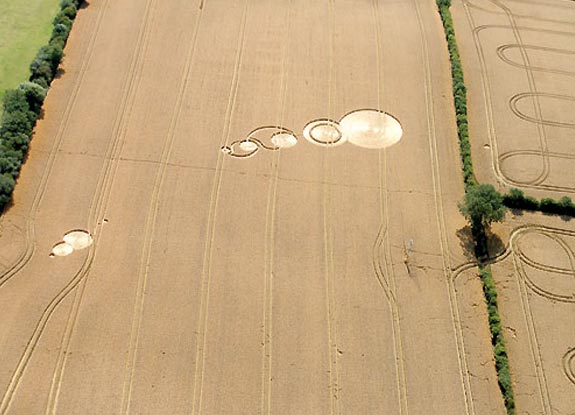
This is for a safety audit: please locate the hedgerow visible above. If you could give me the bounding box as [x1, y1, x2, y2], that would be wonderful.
[436, 0, 476, 190]
[480, 267, 516, 413]
[435, 1, 516, 413]
[503, 188, 575, 216]
[0, 0, 84, 212]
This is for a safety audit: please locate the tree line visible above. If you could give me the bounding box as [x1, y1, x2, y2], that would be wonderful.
[0, 0, 84, 212]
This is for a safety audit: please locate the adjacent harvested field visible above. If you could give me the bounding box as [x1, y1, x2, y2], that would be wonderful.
[452, 0, 575, 413]
[0, 0, 501, 413]
[0, 0, 60, 106]
[452, 0, 575, 196]
[487, 213, 575, 415]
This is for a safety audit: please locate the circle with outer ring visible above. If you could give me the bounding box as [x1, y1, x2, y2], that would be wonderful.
[303, 119, 346, 147]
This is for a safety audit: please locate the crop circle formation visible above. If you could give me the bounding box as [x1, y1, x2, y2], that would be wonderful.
[221, 109, 403, 159]
[50, 230, 93, 258]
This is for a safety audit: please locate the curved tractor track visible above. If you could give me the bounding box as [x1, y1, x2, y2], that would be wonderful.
[490, 224, 575, 414]
[562, 347, 575, 386]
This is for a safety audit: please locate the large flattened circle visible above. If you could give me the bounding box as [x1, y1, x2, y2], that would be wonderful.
[340, 109, 403, 149]
[63, 230, 93, 250]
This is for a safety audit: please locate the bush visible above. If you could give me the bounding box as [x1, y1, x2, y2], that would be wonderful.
[0, 174, 16, 211]
[53, 13, 73, 30]
[18, 82, 47, 115]
[1, 110, 34, 137]
[0, 150, 23, 177]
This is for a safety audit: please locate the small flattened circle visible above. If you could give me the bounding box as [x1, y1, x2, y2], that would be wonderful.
[52, 242, 74, 257]
[239, 140, 259, 152]
[226, 140, 259, 158]
[271, 132, 298, 149]
[303, 119, 346, 147]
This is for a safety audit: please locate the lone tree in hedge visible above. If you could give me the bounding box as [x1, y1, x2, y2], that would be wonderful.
[459, 184, 507, 257]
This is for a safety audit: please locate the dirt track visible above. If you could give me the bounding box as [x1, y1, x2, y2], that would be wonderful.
[452, 0, 575, 413]
[0, 0, 498, 413]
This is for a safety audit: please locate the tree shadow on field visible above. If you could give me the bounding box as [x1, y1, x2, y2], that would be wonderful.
[80, 1, 90, 9]
[35, 107, 47, 121]
[54, 67, 66, 80]
[456, 225, 476, 261]
[0, 198, 16, 217]
[486, 231, 506, 259]
[457, 225, 507, 261]
[509, 208, 524, 217]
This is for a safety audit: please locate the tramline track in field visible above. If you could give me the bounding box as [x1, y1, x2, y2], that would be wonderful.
[259, 2, 292, 413]
[189, 1, 251, 413]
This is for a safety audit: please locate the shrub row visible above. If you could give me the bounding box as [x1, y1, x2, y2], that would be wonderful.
[504, 188, 575, 217]
[435, 2, 516, 413]
[480, 267, 516, 414]
[0, 0, 84, 212]
[436, 0, 476, 190]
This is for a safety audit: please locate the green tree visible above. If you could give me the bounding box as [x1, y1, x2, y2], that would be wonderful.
[459, 184, 507, 258]
[18, 82, 47, 114]
[459, 184, 507, 229]
[0, 174, 16, 211]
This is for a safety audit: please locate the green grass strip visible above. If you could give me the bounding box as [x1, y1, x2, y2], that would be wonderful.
[0, 0, 61, 110]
